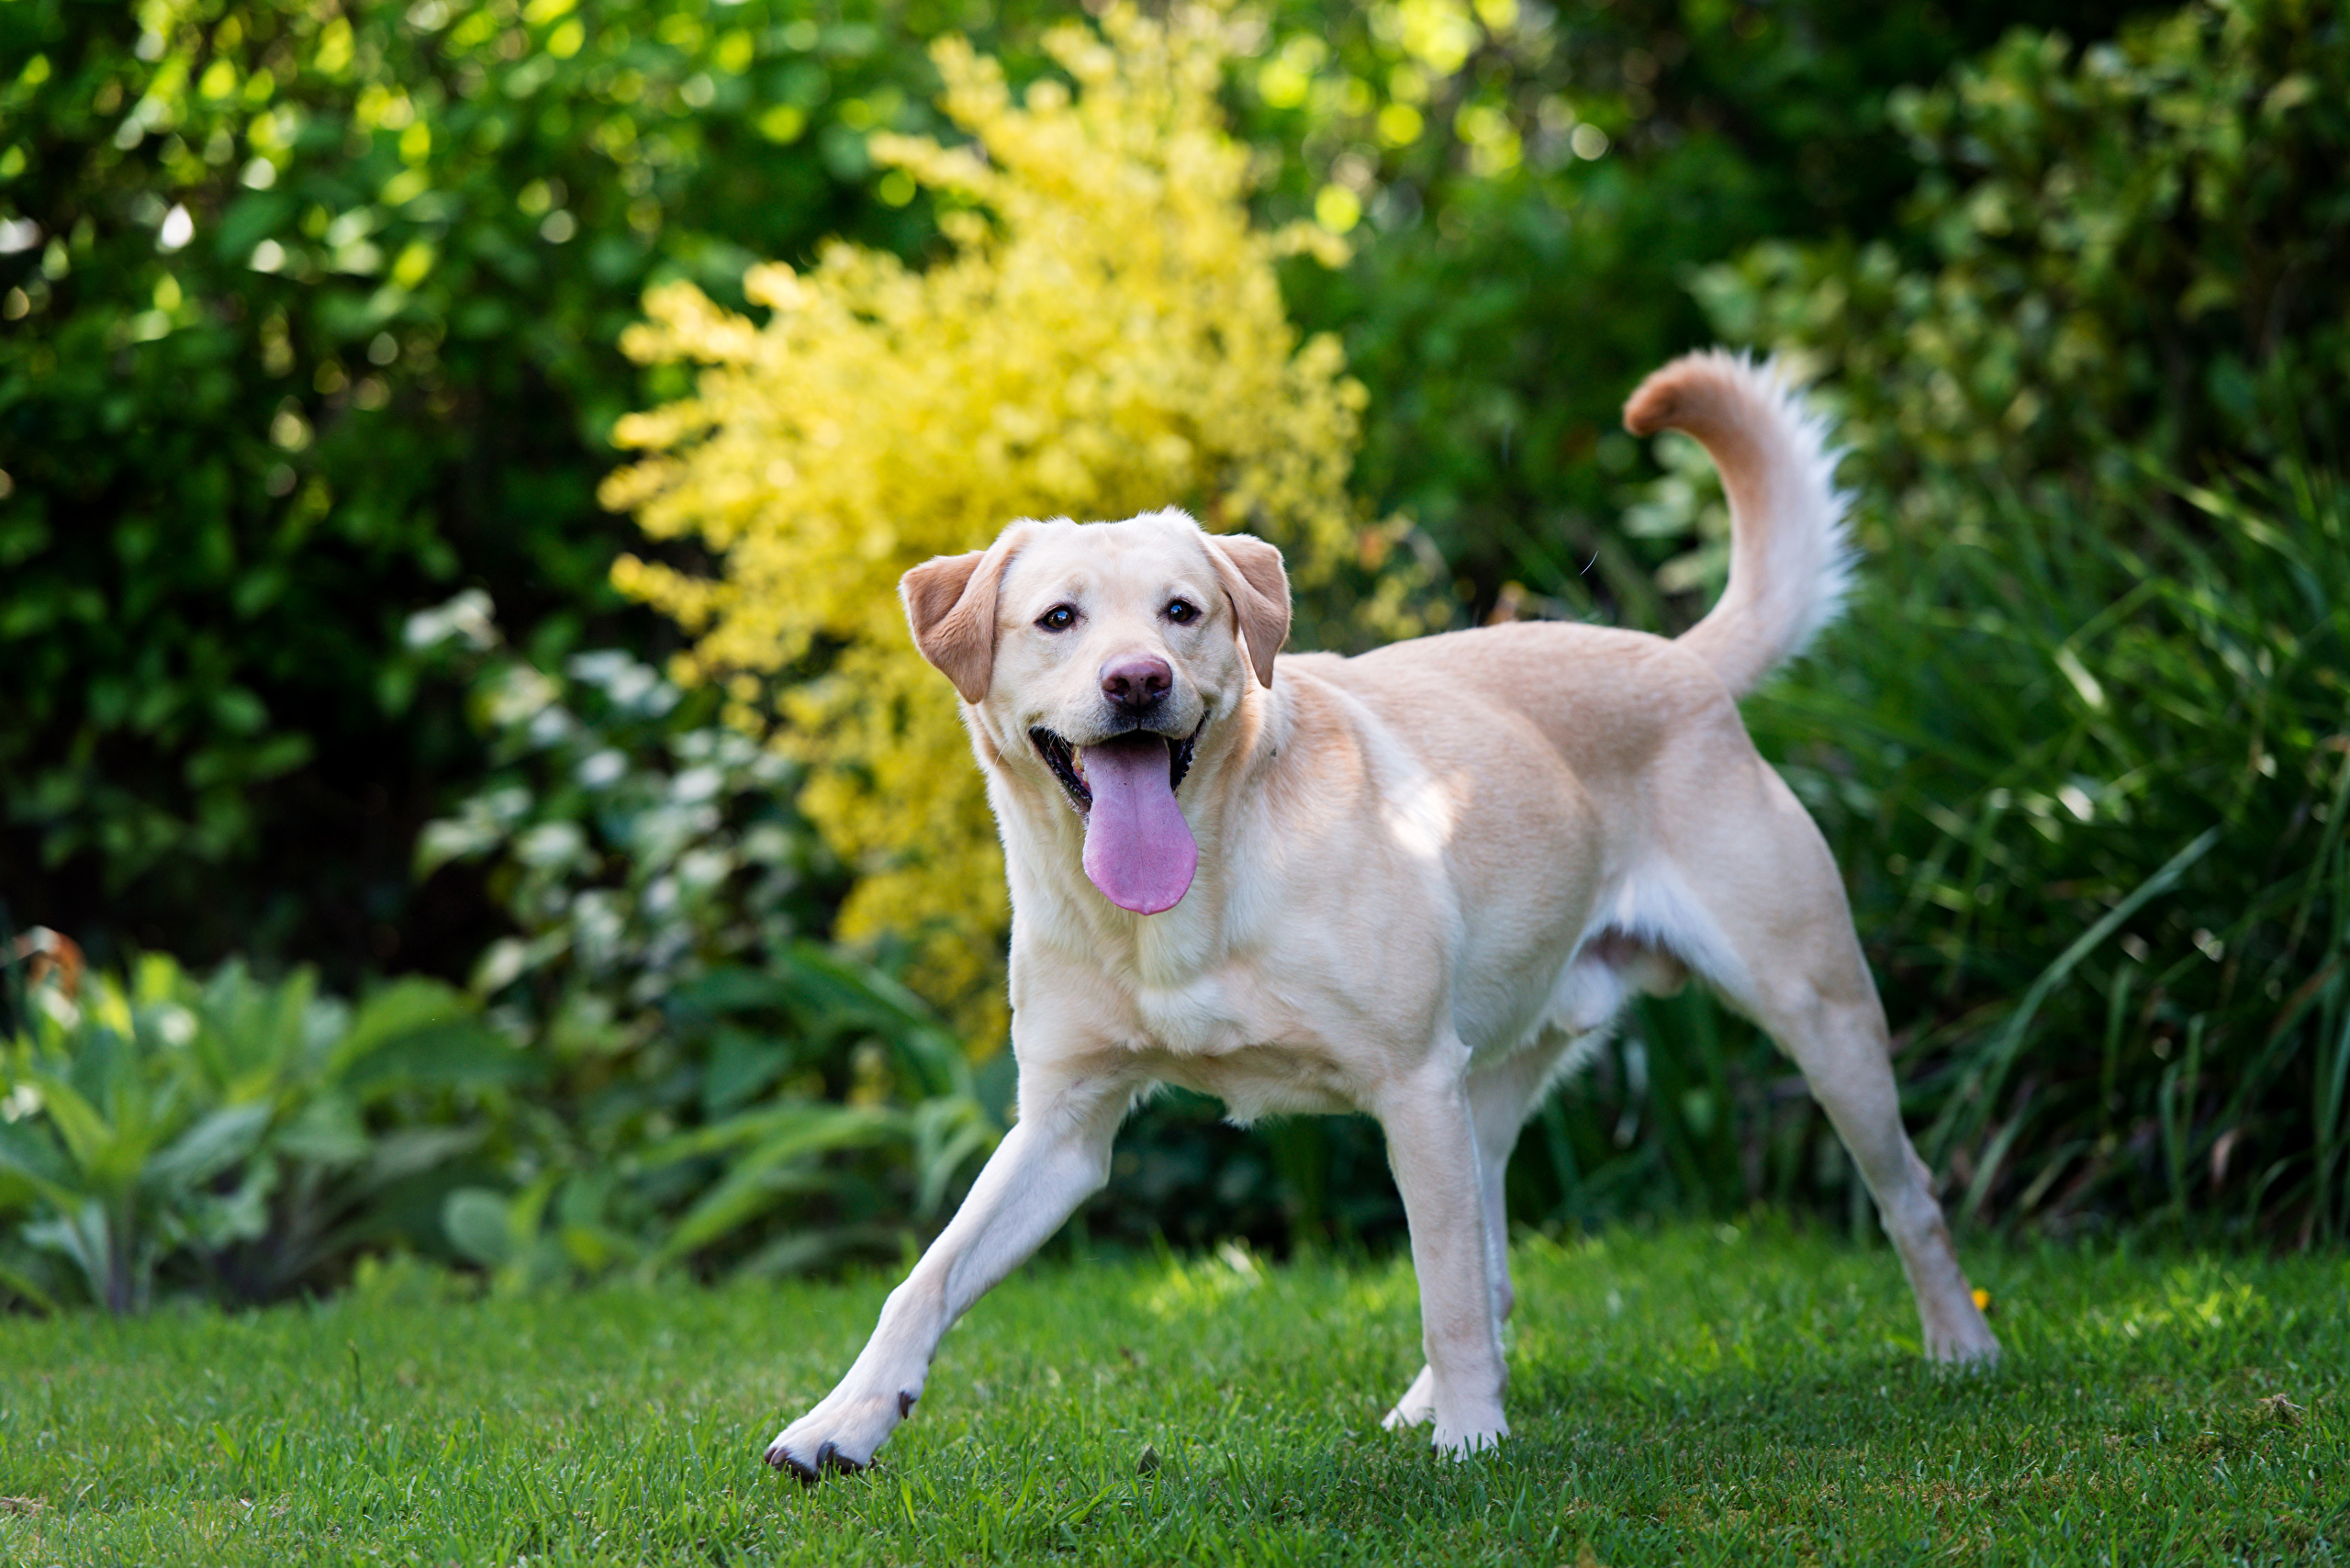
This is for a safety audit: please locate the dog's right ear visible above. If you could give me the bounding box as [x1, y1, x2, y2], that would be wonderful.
[901, 527, 1027, 703]
[1205, 532, 1291, 689]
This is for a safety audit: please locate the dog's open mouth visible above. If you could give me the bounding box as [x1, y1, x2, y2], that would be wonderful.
[1029, 722, 1203, 915]
[1028, 723, 1198, 815]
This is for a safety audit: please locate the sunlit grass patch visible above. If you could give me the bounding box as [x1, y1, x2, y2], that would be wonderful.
[1, 1222, 2343, 1564]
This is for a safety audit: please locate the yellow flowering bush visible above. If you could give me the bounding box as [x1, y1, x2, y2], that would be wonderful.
[600, 4, 1426, 1042]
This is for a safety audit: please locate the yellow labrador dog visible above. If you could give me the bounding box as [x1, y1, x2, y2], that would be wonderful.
[767, 351, 1998, 1480]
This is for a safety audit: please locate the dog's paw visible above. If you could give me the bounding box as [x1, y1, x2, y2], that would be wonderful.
[1923, 1290, 2002, 1368]
[1380, 1364, 1436, 1431]
[1926, 1321, 2002, 1368]
[765, 1387, 917, 1484]
[1430, 1416, 1509, 1459]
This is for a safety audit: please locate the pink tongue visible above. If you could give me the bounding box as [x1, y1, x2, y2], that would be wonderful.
[1080, 734, 1197, 914]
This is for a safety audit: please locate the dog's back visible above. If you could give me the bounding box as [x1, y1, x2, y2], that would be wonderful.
[1298, 350, 1850, 808]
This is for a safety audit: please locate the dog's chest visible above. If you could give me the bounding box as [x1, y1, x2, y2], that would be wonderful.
[1116, 966, 1363, 1118]
[1129, 967, 1252, 1057]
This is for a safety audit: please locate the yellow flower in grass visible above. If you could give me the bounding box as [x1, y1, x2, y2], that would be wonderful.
[602, 4, 1428, 1045]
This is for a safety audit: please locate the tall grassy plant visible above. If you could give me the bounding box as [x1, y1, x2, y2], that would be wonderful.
[1734, 461, 2350, 1240]
[1499, 0, 2350, 1246]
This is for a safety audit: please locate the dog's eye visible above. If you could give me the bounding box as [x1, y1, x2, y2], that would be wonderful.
[1164, 599, 1198, 625]
[1037, 605, 1078, 633]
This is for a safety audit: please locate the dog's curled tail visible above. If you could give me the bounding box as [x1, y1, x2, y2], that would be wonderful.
[1622, 350, 1855, 699]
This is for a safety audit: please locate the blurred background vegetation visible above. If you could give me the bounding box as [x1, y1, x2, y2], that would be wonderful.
[5, 0, 2345, 1311]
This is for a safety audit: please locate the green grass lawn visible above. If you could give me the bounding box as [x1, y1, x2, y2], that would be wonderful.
[2, 1220, 2343, 1565]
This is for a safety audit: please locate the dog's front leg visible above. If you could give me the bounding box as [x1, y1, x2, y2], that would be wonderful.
[766, 1069, 1130, 1480]
[1376, 1057, 1511, 1456]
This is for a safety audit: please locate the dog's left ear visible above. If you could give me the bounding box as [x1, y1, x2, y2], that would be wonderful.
[1206, 532, 1290, 689]
[901, 526, 1030, 703]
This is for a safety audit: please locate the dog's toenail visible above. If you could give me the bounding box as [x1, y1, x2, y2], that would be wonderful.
[898, 1390, 917, 1417]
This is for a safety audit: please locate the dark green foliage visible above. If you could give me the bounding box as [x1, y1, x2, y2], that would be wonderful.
[1085, 1093, 1406, 1256]
[0, 0, 2149, 978]
[1251, 0, 2149, 622]
[1732, 0, 2350, 1243]
[1773, 465, 2350, 1241]
[1695, 0, 2350, 521]
[0, 0, 1024, 977]
[12, 0, 2345, 1263]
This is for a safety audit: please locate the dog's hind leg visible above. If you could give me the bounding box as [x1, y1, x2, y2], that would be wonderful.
[1382, 1027, 1588, 1432]
[1650, 764, 1999, 1365]
[766, 1063, 1134, 1480]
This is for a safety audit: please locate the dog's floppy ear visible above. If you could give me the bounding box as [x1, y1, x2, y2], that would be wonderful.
[1206, 532, 1290, 689]
[901, 526, 1030, 703]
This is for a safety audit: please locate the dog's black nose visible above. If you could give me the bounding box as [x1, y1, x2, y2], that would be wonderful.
[1101, 655, 1172, 712]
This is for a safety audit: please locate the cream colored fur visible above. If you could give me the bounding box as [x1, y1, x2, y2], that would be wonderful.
[766, 351, 1998, 1482]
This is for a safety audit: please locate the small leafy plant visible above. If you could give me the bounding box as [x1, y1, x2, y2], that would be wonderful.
[0, 948, 518, 1312]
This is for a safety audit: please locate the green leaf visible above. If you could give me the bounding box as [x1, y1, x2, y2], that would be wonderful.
[338, 1024, 536, 1094]
[666, 968, 796, 1017]
[773, 944, 971, 1097]
[26, 1070, 148, 1189]
[634, 1100, 897, 1170]
[0, 1116, 70, 1191]
[148, 1101, 273, 1191]
[650, 1104, 901, 1264]
[273, 1094, 371, 1167]
[0, 1255, 61, 1316]
[332, 977, 483, 1076]
[213, 191, 296, 262]
[363, 1125, 488, 1187]
[442, 1187, 515, 1268]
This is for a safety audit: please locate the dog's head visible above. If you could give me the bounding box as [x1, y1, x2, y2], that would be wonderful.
[900, 508, 1289, 915]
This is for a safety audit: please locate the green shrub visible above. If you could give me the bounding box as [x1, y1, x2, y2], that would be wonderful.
[1693, 0, 2350, 529]
[410, 610, 997, 1282]
[0, 0, 1032, 976]
[432, 949, 999, 1290]
[0, 917, 999, 1311]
